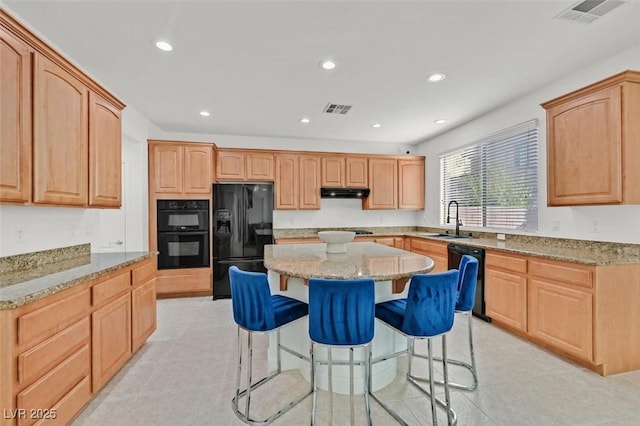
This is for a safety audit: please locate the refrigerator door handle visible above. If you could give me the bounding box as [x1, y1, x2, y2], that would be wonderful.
[217, 259, 264, 265]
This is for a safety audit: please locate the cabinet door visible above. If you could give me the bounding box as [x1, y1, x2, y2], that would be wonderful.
[364, 158, 397, 209]
[299, 155, 321, 210]
[547, 85, 622, 205]
[152, 144, 183, 193]
[321, 156, 345, 187]
[89, 92, 121, 207]
[184, 145, 212, 194]
[216, 150, 245, 180]
[528, 278, 593, 362]
[0, 26, 32, 203]
[132, 278, 157, 353]
[275, 154, 298, 209]
[33, 54, 88, 205]
[345, 156, 368, 188]
[246, 152, 274, 181]
[91, 293, 131, 392]
[485, 268, 527, 332]
[398, 159, 424, 209]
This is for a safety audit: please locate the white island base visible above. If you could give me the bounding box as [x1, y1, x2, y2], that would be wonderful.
[267, 271, 409, 395]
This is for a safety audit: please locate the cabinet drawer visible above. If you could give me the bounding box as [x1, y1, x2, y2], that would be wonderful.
[132, 259, 155, 286]
[411, 238, 448, 256]
[529, 258, 593, 289]
[18, 318, 90, 385]
[33, 376, 91, 426]
[18, 289, 90, 348]
[17, 344, 90, 426]
[92, 271, 130, 305]
[486, 251, 527, 274]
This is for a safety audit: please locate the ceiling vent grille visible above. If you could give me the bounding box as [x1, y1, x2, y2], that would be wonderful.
[323, 103, 352, 115]
[555, 0, 626, 23]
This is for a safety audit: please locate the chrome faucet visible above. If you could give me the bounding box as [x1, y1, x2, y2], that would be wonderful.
[446, 200, 462, 236]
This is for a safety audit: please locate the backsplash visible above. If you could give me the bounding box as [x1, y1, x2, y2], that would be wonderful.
[0, 243, 91, 275]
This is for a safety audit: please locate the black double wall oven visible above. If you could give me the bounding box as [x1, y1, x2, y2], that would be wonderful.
[157, 200, 210, 270]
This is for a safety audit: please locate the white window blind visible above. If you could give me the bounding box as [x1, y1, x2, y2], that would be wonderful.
[440, 119, 539, 231]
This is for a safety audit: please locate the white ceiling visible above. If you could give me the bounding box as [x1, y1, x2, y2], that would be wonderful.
[5, 1, 640, 145]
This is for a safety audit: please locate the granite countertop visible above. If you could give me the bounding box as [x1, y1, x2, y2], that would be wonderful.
[273, 227, 640, 266]
[0, 251, 157, 310]
[264, 242, 434, 281]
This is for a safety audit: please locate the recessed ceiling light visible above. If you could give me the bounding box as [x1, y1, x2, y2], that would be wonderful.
[155, 40, 173, 52]
[320, 60, 336, 70]
[371, 123, 381, 128]
[300, 118, 310, 124]
[434, 119, 447, 124]
[199, 111, 210, 117]
[427, 72, 446, 82]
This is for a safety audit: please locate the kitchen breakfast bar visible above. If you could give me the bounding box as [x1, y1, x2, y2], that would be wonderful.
[263, 242, 435, 394]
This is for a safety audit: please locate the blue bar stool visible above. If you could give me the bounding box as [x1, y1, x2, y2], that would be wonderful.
[422, 255, 480, 391]
[370, 270, 459, 426]
[229, 266, 312, 425]
[308, 278, 375, 426]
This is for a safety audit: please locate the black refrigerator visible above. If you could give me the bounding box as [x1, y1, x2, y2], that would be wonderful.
[212, 183, 274, 299]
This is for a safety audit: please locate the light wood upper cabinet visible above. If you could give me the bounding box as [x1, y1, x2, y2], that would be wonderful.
[216, 149, 274, 181]
[149, 141, 212, 196]
[321, 156, 344, 187]
[1, 11, 125, 208]
[299, 155, 321, 209]
[275, 154, 298, 209]
[33, 53, 89, 206]
[321, 155, 368, 188]
[275, 153, 320, 210]
[398, 158, 425, 209]
[89, 92, 122, 207]
[363, 157, 397, 209]
[542, 70, 640, 206]
[246, 151, 275, 181]
[346, 156, 368, 187]
[0, 25, 32, 203]
[184, 145, 213, 193]
[216, 150, 244, 180]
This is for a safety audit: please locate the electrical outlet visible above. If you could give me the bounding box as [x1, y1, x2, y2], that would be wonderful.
[552, 220, 560, 231]
[591, 220, 600, 233]
[16, 226, 24, 241]
[497, 233, 506, 241]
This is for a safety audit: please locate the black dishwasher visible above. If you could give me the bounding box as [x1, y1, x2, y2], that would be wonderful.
[447, 243, 491, 322]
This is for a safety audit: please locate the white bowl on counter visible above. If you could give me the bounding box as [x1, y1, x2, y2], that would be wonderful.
[317, 231, 356, 253]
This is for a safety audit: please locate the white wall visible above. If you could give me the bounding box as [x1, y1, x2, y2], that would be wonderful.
[415, 42, 640, 244]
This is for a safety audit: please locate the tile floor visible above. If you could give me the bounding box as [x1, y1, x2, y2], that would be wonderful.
[72, 297, 640, 425]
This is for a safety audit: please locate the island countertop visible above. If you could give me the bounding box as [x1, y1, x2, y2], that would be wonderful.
[264, 242, 434, 281]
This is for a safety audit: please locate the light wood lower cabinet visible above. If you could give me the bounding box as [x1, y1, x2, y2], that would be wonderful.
[0, 257, 156, 425]
[486, 251, 640, 375]
[407, 238, 448, 272]
[91, 293, 131, 392]
[485, 251, 528, 333]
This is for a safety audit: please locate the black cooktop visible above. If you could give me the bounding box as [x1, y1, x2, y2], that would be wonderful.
[353, 229, 373, 235]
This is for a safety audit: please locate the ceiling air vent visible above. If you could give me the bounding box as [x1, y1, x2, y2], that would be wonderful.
[323, 103, 352, 115]
[555, 0, 627, 23]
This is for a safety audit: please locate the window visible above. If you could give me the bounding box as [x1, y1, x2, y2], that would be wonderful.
[440, 120, 539, 231]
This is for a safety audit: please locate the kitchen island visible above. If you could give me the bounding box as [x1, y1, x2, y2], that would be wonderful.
[263, 242, 435, 394]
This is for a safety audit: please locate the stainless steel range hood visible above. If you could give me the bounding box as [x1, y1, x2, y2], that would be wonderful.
[320, 188, 370, 199]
